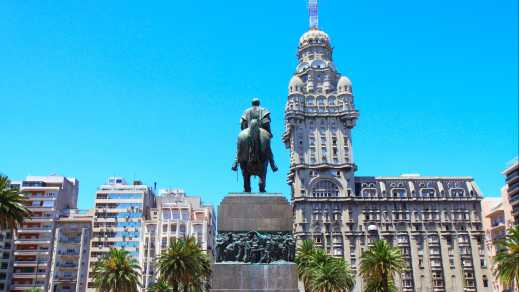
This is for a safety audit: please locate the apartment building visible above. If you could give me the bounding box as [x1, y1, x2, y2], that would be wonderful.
[9, 175, 79, 291]
[49, 209, 93, 292]
[503, 160, 519, 224]
[86, 177, 154, 291]
[482, 181, 517, 291]
[0, 230, 13, 292]
[141, 189, 215, 290]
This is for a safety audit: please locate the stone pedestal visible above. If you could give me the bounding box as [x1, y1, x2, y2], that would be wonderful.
[211, 263, 298, 292]
[211, 193, 298, 292]
[217, 193, 293, 232]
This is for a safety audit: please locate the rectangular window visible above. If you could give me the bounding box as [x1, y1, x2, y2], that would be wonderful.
[161, 238, 167, 249]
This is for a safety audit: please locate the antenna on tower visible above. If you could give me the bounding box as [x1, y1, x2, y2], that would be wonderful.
[308, 0, 318, 29]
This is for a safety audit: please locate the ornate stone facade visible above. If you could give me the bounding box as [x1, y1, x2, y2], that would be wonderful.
[284, 28, 493, 292]
[283, 29, 358, 196]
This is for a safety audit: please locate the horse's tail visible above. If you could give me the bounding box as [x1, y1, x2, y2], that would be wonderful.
[249, 119, 260, 162]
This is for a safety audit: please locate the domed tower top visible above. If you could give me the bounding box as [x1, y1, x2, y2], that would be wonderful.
[297, 0, 332, 61]
[299, 29, 331, 49]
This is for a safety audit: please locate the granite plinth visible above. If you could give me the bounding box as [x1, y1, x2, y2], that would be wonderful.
[210, 263, 298, 292]
[217, 193, 293, 232]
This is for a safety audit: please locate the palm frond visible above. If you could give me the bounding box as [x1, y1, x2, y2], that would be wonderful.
[0, 175, 31, 230]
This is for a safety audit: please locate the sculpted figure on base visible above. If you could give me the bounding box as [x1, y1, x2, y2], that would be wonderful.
[215, 231, 295, 263]
[232, 98, 278, 192]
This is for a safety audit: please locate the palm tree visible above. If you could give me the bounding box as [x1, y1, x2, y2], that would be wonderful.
[148, 279, 172, 292]
[0, 175, 31, 230]
[359, 240, 406, 292]
[295, 240, 317, 291]
[295, 240, 355, 292]
[494, 225, 519, 290]
[311, 256, 355, 292]
[363, 279, 398, 292]
[157, 237, 211, 292]
[92, 248, 141, 292]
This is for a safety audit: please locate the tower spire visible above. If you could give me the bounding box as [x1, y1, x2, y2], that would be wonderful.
[308, 0, 318, 29]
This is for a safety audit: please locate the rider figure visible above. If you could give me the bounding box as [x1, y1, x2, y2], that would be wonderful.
[232, 98, 278, 172]
[240, 97, 272, 136]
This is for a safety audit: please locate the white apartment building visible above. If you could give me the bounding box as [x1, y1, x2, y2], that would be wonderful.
[86, 177, 154, 291]
[49, 209, 93, 292]
[0, 229, 14, 292]
[141, 189, 215, 290]
[9, 175, 79, 291]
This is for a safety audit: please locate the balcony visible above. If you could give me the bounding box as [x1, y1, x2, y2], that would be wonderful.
[10, 284, 46, 291]
[27, 206, 55, 212]
[15, 238, 52, 245]
[57, 250, 80, 257]
[14, 250, 50, 256]
[13, 260, 48, 267]
[25, 217, 54, 223]
[57, 262, 78, 268]
[25, 194, 56, 200]
[59, 236, 81, 244]
[490, 218, 506, 228]
[17, 227, 53, 233]
[12, 272, 47, 279]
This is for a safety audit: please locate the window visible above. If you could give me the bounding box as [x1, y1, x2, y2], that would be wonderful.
[312, 180, 339, 197]
[480, 258, 487, 268]
[161, 238, 167, 249]
[162, 211, 171, 220]
[450, 188, 465, 197]
[449, 258, 455, 268]
[42, 201, 54, 207]
[392, 188, 407, 198]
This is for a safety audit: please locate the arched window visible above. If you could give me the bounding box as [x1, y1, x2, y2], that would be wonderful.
[312, 180, 339, 197]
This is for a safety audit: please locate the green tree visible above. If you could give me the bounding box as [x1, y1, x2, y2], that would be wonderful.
[157, 237, 211, 292]
[0, 175, 31, 230]
[311, 256, 355, 292]
[494, 225, 519, 290]
[295, 240, 355, 292]
[359, 240, 406, 292]
[148, 279, 172, 292]
[92, 249, 141, 292]
[295, 240, 317, 291]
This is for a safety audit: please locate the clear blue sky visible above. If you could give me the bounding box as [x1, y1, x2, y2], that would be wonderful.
[1, 0, 517, 209]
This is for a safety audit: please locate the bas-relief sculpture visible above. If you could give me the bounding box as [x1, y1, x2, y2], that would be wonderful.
[232, 98, 278, 193]
[215, 231, 295, 264]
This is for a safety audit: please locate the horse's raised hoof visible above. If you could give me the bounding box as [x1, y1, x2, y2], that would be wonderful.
[231, 162, 238, 171]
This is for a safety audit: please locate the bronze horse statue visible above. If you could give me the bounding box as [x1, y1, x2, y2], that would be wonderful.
[233, 118, 277, 192]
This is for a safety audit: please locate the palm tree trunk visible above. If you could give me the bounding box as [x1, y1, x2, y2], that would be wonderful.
[383, 271, 389, 292]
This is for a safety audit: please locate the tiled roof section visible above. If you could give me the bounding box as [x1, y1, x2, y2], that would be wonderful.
[354, 176, 481, 199]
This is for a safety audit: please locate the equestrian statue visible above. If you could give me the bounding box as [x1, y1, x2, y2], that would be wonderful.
[232, 98, 278, 192]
